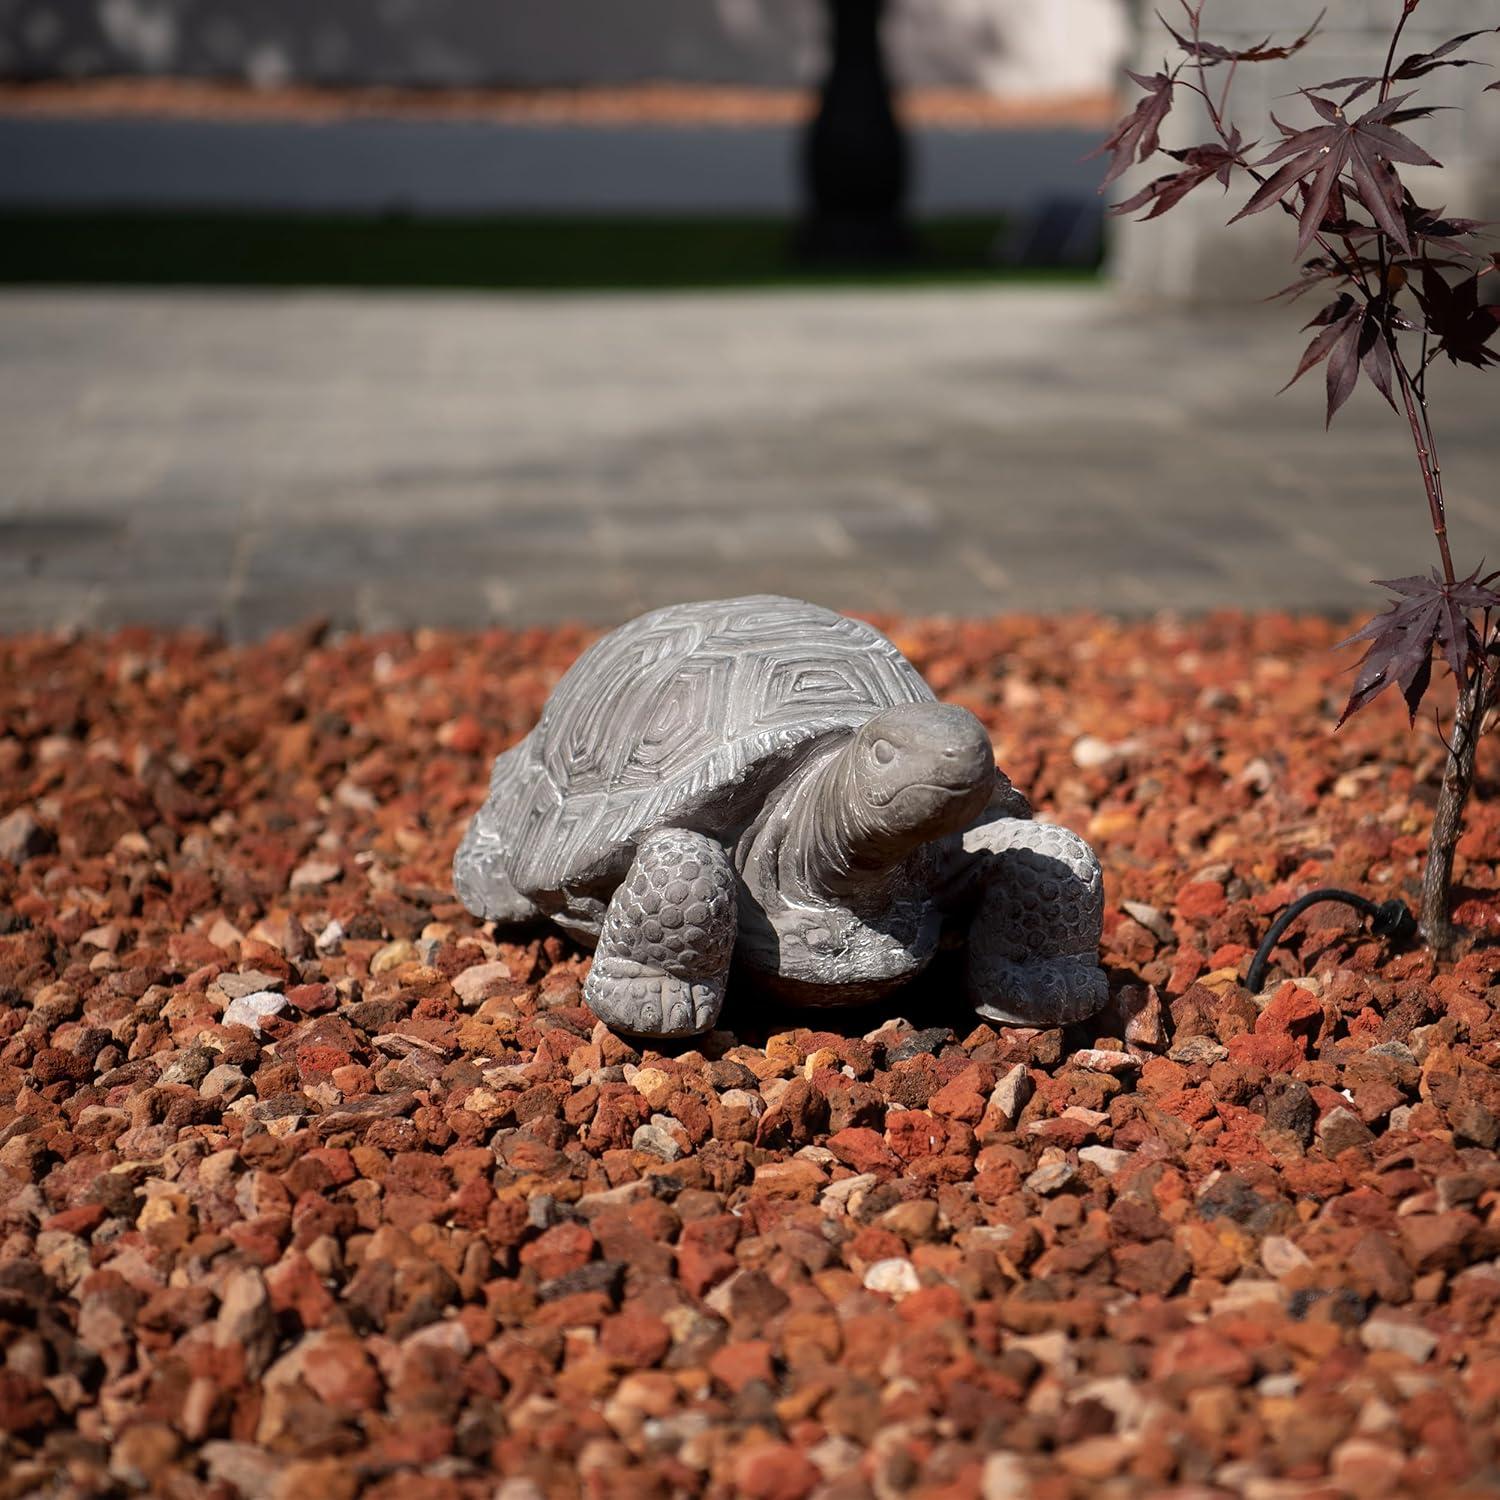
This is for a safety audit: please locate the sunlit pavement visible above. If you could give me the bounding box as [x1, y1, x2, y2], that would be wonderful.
[2, 285, 1495, 636]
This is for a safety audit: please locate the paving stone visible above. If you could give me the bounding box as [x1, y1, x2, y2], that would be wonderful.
[3, 287, 1496, 633]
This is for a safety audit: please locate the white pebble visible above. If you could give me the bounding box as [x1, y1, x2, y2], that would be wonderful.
[1079, 1145, 1129, 1177]
[631, 1119, 683, 1162]
[1025, 1160, 1077, 1195]
[1071, 734, 1119, 768]
[1260, 1235, 1310, 1277]
[221, 991, 287, 1035]
[862, 1258, 920, 1299]
[1360, 1317, 1437, 1363]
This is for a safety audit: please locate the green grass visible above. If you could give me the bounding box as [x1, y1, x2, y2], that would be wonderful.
[0, 213, 1101, 291]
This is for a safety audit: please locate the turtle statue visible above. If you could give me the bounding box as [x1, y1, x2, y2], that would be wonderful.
[454, 595, 1105, 1038]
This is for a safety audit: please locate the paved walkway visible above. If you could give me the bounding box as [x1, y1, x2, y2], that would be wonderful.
[2, 286, 1496, 636]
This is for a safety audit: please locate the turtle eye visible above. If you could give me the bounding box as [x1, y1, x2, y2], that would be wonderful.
[872, 738, 896, 766]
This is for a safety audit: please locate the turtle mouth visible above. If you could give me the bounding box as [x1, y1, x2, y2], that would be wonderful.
[871, 774, 991, 818]
[871, 778, 974, 807]
[869, 745, 994, 810]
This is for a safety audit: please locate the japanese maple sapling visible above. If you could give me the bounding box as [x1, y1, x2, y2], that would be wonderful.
[1096, 1, 1500, 950]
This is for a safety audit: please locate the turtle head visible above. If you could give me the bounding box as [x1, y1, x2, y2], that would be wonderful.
[837, 703, 996, 860]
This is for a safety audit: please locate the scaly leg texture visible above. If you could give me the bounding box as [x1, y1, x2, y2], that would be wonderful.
[584, 828, 738, 1038]
[961, 818, 1107, 1026]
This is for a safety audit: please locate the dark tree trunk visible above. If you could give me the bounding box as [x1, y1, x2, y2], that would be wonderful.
[798, 0, 914, 263]
[1420, 662, 1492, 950]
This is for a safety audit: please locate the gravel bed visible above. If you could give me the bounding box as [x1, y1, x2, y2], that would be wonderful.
[1, 614, 1497, 1499]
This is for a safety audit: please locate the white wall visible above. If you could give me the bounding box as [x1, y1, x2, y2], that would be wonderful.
[889, 0, 1130, 98]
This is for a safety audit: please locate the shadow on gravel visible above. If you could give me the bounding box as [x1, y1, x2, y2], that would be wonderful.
[585, 945, 1128, 1058]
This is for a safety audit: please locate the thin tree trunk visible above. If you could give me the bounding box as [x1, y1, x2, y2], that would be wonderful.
[1420, 663, 1492, 950]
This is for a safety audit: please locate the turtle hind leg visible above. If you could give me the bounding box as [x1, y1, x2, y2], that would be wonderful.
[584, 828, 737, 1038]
[958, 818, 1108, 1026]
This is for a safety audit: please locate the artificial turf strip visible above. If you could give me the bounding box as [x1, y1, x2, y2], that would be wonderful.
[0, 213, 1100, 291]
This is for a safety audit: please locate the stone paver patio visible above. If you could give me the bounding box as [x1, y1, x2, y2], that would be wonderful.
[1, 285, 1496, 636]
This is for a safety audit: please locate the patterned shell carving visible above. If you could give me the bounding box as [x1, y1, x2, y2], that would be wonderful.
[483, 595, 934, 896]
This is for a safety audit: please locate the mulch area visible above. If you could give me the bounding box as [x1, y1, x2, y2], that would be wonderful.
[1, 613, 1498, 1500]
[0, 79, 1115, 130]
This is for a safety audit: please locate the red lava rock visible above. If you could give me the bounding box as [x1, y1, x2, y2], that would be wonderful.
[1348, 1231, 1414, 1304]
[1112, 1242, 1191, 1297]
[2, 617, 1498, 1496]
[1399, 1213, 1479, 1274]
[677, 1241, 737, 1299]
[301, 1335, 384, 1412]
[284, 982, 337, 1014]
[600, 1308, 672, 1369]
[43, 1202, 107, 1236]
[0, 1368, 60, 1431]
[708, 1339, 776, 1393]
[927, 1062, 995, 1122]
[734, 1442, 823, 1500]
[1166, 946, 1206, 993]
[518, 1220, 595, 1280]
[884, 1110, 945, 1161]
[1226, 1030, 1306, 1073]
[1027, 1116, 1097, 1148]
[1175, 879, 1228, 922]
[1152, 1327, 1256, 1387]
[827, 1126, 899, 1174]
[1257, 982, 1323, 1039]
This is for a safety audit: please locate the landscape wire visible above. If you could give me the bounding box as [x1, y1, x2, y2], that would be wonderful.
[1247, 888, 1418, 994]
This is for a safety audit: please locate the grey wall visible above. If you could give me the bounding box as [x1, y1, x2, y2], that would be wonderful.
[0, 0, 812, 88]
[0, 1, 1125, 225]
[0, 0, 1129, 95]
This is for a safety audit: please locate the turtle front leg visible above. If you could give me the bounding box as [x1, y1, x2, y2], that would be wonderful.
[584, 828, 738, 1039]
[954, 818, 1107, 1026]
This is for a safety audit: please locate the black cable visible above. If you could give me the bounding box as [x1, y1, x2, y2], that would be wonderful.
[1246, 888, 1417, 994]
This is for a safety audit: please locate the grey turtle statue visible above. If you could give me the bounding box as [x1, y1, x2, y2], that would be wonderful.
[454, 595, 1106, 1038]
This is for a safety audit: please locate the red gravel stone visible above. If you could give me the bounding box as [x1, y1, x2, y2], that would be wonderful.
[1175, 879, 1228, 922]
[734, 1442, 824, 1500]
[708, 1339, 776, 1393]
[1, 615, 1497, 1496]
[827, 1126, 899, 1174]
[599, 1308, 672, 1368]
[1257, 981, 1324, 1038]
[518, 1220, 595, 1279]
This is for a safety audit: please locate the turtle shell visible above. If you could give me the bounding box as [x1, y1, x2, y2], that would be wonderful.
[460, 595, 934, 907]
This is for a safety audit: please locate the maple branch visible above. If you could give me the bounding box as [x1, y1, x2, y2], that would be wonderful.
[1373, 6, 1410, 340]
[1391, 345, 1457, 583]
[1189, 6, 1226, 138]
[1371, 1, 1455, 588]
[1179, 7, 1379, 308]
[1432, 702, 1456, 757]
[1340, 232, 1378, 301]
[1217, 57, 1239, 122]
[1379, 4, 1416, 107]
